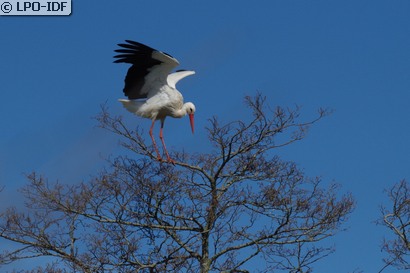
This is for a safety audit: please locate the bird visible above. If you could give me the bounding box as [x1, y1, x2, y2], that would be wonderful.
[113, 40, 196, 163]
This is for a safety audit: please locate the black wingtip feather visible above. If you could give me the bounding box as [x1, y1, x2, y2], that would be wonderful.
[123, 40, 154, 51]
[113, 40, 158, 64]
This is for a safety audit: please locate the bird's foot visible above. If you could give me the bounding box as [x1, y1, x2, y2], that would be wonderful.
[166, 156, 176, 165]
[163, 156, 175, 166]
[155, 156, 174, 165]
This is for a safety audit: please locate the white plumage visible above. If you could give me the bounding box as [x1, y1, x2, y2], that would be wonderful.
[114, 40, 196, 163]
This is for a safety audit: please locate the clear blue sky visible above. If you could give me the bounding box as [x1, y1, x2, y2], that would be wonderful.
[1, 1, 410, 272]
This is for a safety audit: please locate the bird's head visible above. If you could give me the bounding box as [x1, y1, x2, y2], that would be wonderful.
[184, 102, 196, 134]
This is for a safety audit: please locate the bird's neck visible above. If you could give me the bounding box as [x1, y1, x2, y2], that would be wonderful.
[172, 107, 187, 118]
[172, 103, 192, 118]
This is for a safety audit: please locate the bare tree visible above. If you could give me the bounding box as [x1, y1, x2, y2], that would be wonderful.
[0, 94, 354, 272]
[379, 179, 410, 272]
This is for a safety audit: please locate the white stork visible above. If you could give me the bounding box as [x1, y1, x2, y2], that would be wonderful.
[114, 40, 196, 163]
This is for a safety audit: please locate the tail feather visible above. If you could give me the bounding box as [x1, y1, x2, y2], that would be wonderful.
[118, 99, 144, 114]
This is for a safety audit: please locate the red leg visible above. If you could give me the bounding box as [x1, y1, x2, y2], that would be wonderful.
[149, 120, 162, 161]
[159, 121, 174, 164]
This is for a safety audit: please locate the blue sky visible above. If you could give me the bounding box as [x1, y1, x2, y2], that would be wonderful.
[1, 0, 410, 271]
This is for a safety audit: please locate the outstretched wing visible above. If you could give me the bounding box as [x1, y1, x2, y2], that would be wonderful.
[114, 40, 180, 99]
[167, 70, 196, 89]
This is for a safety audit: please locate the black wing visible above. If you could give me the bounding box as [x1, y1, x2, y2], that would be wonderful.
[114, 40, 179, 99]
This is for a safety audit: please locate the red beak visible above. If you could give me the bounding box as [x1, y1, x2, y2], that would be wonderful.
[189, 114, 194, 134]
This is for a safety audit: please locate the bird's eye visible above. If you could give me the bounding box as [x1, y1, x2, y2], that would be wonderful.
[189, 108, 193, 113]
